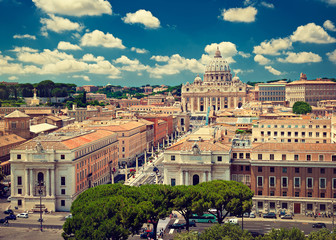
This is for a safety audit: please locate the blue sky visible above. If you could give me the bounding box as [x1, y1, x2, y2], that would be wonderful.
[0, 0, 335, 87]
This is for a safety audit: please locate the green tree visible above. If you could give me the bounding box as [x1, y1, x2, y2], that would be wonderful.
[198, 180, 253, 224]
[307, 228, 336, 240]
[260, 227, 306, 240]
[293, 101, 312, 114]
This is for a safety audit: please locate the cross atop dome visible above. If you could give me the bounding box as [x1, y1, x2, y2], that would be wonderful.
[214, 46, 222, 58]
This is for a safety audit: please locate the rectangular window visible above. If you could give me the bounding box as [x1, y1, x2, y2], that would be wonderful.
[309, 132, 312, 137]
[61, 154, 65, 160]
[258, 166, 262, 172]
[270, 154, 274, 160]
[321, 193, 325, 198]
[307, 178, 313, 188]
[233, 153, 237, 159]
[282, 167, 287, 173]
[333, 178, 336, 189]
[257, 176, 263, 187]
[61, 189, 66, 195]
[320, 168, 325, 174]
[282, 192, 287, 197]
[258, 202, 263, 209]
[308, 168, 313, 174]
[246, 153, 250, 159]
[333, 156, 336, 161]
[294, 177, 300, 188]
[217, 156, 222, 162]
[294, 155, 299, 161]
[239, 153, 244, 159]
[245, 166, 250, 171]
[258, 154, 262, 160]
[320, 178, 326, 189]
[295, 192, 300, 197]
[307, 155, 311, 161]
[295, 167, 300, 173]
[61, 177, 66, 186]
[18, 188, 22, 194]
[61, 200, 65, 206]
[269, 176, 275, 187]
[17, 154, 21, 159]
[17, 176, 22, 185]
[308, 192, 312, 197]
[18, 200, 22, 206]
[270, 167, 275, 173]
[171, 178, 176, 186]
[282, 154, 286, 161]
[307, 204, 313, 210]
[282, 177, 288, 187]
[270, 202, 275, 209]
[270, 191, 275, 196]
[258, 190, 263, 195]
[171, 155, 175, 161]
[320, 204, 326, 211]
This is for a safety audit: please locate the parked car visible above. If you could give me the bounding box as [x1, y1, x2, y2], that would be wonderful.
[140, 231, 155, 239]
[0, 218, 7, 224]
[249, 213, 256, 218]
[281, 214, 293, 219]
[5, 214, 16, 220]
[4, 209, 13, 214]
[38, 218, 43, 222]
[312, 223, 326, 228]
[65, 214, 72, 219]
[263, 212, 277, 219]
[168, 223, 185, 229]
[16, 213, 28, 218]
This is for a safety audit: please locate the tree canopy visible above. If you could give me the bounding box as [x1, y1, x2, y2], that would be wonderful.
[293, 101, 312, 114]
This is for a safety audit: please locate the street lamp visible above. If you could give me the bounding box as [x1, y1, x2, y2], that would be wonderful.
[37, 180, 44, 232]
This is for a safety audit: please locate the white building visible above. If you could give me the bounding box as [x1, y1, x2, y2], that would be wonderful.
[10, 129, 118, 212]
[163, 127, 231, 186]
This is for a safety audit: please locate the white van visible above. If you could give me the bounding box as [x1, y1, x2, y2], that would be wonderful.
[17, 213, 28, 218]
[225, 218, 238, 225]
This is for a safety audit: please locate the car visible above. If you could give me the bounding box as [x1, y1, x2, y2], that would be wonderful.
[188, 221, 197, 227]
[7, 196, 11, 202]
[140, 231, 155, 239]
[16, 213, 28, 218]
[263, 212, 277, 219]
[243, 212, 250, 217]
[5, 214, 16, 220]
[65, 214, 72, 219]
[281, 214, 293, 219]
[249, 213, 256, 218]
[38, 218, 43, 222]
[312, 223, 326, 228]
[0, 218, 7, 224]
[4, 209, 14, 215]
[168, 223, 185, 229]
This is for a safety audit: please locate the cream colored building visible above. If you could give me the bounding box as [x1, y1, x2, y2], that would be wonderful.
[181, 48, 248, 113]
[163, 127, 231, 186]
[252, 119, 331, 143]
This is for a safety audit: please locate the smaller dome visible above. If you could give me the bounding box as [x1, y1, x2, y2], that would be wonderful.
[232, 73, 240, 81]
[194, 74, 202, 83]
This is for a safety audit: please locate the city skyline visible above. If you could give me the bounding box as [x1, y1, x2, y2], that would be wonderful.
[0, 0, 335, 87]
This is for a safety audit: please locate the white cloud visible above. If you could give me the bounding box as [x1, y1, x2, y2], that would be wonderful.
[131, 47, 148, 54]
[221, 7, 257, 23]
[32, 0, 112, 17]
[260, 2, 274, 8]
[238, 51, 251, 58]
[204, 42, 238, 58]
[10, 46, 38, 53]
[150, 55, 170, 62]
[147, 54, 205, 78]
[80, 30, 125, 49]
[323, 20, 336, 32]
[122, 9, 160, 29]
[81, 54, 105, 62]
[13, 34, 36, 40]
[234, 69, 254, 75]
[265, 65, 281, 75]
[41, 14, 83, 35]
[87, 60, 121, 78]
[73, 75, 90, 81]
[323, 0, 336, 5]
[254, 54, 270, 65]
[17, 49, 74, 65]
[253, 37, 292, 55]
[114, 55, 149, 72]
[8, 76, 18, 80]
[57, 41, 82, 50]
[327, 49, 336, 63]
[277, 52, 322, 63]
[291, 23, 336, 43]
[0, 53, 41, 75]
[41, 59, 88, 74]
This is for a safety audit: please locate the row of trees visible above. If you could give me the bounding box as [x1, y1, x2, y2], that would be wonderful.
[62, 181, 253, 240]
[176, 224, 335, 240]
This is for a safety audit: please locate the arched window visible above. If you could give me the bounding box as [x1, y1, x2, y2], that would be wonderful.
[193, 175, 200, 185]
[37, 172, 44, 186]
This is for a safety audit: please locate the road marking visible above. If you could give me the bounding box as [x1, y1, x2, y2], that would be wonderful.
[169, 219, 179, 234]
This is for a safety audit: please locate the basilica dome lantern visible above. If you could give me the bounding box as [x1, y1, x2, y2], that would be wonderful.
[204, 47, 232, 83]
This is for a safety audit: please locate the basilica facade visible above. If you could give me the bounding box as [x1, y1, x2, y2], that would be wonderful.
[181, 48, 249, 113]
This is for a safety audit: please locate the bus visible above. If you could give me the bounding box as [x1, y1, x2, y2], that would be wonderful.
[190, 214, 217, 223]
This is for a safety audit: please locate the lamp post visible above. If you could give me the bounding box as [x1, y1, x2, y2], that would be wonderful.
[37, 180, 44, 232]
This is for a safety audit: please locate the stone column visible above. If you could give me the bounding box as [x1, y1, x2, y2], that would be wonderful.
[208, 171, 212, 181]
[234, 97, 237, 108]
[198, 97, 201, 112]
[25, 168, 29, 196]
[220, 97, 223, 110]
[216, 97, 218, 111]
[185, 171, 189, 186]
[29, 169, 33, 196]
[46, 169, 50, 196]
[228, 97, 231, 108]
[144, 151, 147, 165]
[206, 97, 209, 111]
[164, 168, 168, 185]
[191, 97, 194, 113]
[51, 168, 55, 197]
[180, 171, 184, 185]
[136, 157, 138, 174]
[203, 172, 207, 183]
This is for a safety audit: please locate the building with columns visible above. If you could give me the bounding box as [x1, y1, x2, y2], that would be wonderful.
[10, 129, 118, 212]
[181, 47, 249, 113]
[163, 127, 231, 186]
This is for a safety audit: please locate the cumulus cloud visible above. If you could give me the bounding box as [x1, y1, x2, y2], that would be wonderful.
[147, 54, 205, 78]
[41, 59, 88, 74]
[150, 55, 170, 62]
[204, 42, 238, 58]
[41, 14, 83, 35]
[81, 54, 105, 62]
[80, 30, 125, 49]
[122, 9, 160, 29]
[131, 47, 148, 54]
[32, 0, 112, 17]
[114, 55, 149, 72]
[323, 20, 336, 32]
[260, 2, 274, 8]
[73, 75, 90, 81]
[253, 37, 292, 55]
[57, 41, 82, 50]
[13, 34, 36, 40]
[0, 53, 41, 75]
[277, 52, 322, 63]
[254, 54, 270, 65]
[238, 51, 251, 58]
[265, 65, 281, 75]
[17, 49, 74, 65]
[291, 23, 336, 43]
[11, 47, 38, 53]
[234, 69, 254, 75]
[327, 49, 336, 63]
[8, 76, 18, 80]
[87, 60, 121, 77]
[221, 7, 257, 23]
